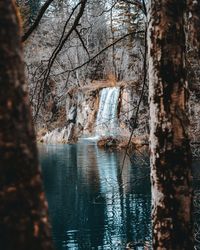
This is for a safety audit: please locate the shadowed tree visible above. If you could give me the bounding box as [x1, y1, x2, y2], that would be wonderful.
[148, 0, 193, 249]
[0, 1, 54, 250]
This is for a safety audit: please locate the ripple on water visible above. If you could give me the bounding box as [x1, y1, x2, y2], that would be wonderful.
[39, 142, 152, 250]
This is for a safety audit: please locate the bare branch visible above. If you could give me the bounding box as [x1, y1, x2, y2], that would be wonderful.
[75, 28, 90, 58]
[54, 30, 144, 76]
[46, 2, 82, 68]
[22, 0, 54, 42]
[34, 0, 88, 120]
[142, 0, 147, 16]
[120, 26, 148, 176]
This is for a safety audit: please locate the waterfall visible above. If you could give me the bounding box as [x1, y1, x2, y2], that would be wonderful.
[96, 87, 120, 136]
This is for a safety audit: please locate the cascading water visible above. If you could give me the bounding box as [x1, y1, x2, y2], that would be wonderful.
[96, 87, 120, 137]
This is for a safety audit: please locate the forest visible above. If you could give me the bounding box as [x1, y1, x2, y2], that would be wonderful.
[1, 0, 200, 249]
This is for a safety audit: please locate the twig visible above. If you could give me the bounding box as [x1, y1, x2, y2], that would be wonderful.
[34, 0, 88, 120]
[120, 26, 147, 176]
[53, 30, 144, 76]
[22, 0, 54, 42]
[75, 28, 90, 58]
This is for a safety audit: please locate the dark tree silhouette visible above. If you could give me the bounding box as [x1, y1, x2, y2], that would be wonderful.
[0, 1, 54, 250]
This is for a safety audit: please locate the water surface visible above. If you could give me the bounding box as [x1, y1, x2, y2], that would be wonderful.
[39, 140, 151, 249]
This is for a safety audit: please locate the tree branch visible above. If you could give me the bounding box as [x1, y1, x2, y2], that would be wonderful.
[53, 30, 144, 76]
[22, 0, 54, 42]
[34, 0, 88, 120]
[120, 26, 147, 176]
[75, 28, 90, 58]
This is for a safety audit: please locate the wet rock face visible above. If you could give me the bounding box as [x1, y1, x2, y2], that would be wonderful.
[64, 85, 149, 142]
[41, 127, 68, 144]
[118, 86, 149, 138]
[67, 105, 77, 124]
[40, 82, 200, 146]
[77, 90, 100, 134]
[40, 125, 78, 144]
[66, 88, 100, 139]
[40, 84, 150, 144]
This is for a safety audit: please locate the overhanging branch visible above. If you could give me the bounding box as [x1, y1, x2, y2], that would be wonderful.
[53, 30, 144, 76]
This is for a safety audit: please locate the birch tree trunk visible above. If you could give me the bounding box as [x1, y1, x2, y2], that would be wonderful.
[0, 1, 54, 250]
[147, 1, 193, 249]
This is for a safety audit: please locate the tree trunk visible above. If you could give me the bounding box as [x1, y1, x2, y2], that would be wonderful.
[147, 1, 193, 249]
[0, 1, 54, 250]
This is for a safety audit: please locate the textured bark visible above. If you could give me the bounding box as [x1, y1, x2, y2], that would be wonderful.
[0, 1, 54, 250]
[147, 0, 193, 249]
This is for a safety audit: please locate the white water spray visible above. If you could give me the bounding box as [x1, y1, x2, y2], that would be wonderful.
[96, 87, 120, 136]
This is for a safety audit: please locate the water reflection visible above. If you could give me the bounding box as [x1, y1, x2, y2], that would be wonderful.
[39, 141, 151, 250]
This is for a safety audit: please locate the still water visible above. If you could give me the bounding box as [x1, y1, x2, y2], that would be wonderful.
[39, 140, 151, 250]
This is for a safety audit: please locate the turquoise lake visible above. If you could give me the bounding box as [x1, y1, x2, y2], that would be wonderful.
[39, 140, 152, 249]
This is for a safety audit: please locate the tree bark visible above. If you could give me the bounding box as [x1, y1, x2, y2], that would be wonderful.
[0, 1, 54, 250]
[147, 0, 193, 249]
